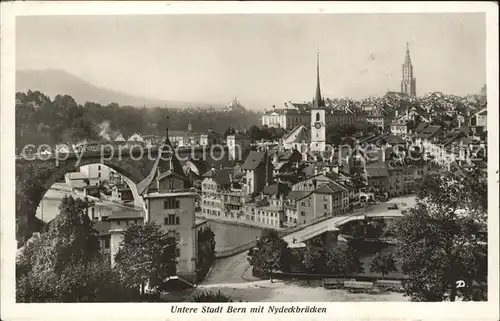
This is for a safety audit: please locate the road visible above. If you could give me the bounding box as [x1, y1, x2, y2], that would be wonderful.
[202, 251, 258, 285]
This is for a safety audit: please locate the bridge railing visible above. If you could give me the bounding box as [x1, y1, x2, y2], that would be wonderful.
[215, 240, 257, 258]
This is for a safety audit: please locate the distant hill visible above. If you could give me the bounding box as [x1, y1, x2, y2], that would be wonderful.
[16, 69, 221, 109]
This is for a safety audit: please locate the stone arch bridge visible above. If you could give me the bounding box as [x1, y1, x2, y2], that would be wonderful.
[15, 144, 229, 245]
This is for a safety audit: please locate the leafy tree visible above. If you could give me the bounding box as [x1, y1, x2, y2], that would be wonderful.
[197, 227, 216, 281]
[302, 241, 327, 274]
[16, 196, 119, 302]
[247, 229, 290, 280]
[370, 251, 398, 279]
[224, 127, 236, 137]
[114, 222, 178, 295]
[394, 169, 487, 301]
[325, 242, 363, 276]
[191, 290, 233, 302]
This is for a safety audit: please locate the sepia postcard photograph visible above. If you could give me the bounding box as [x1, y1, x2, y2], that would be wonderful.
[1, 2, 498, 321]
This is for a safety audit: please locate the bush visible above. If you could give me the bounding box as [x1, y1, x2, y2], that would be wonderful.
[191, 290, 233, 302]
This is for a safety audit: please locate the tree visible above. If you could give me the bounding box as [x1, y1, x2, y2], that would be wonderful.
[16, 196, 119, 302]
[114, 222, 178, 295]
[224, 127, 236, 138]
[247, 229, 290, 280]
[325, 242, 363, 276]
[197, 227, 216, 281]
[394, 169, 487, 301]
[302, 241, 327, 274]
[370, 251, 398, 279]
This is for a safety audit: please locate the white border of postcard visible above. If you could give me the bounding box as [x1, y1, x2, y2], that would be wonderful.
[1, 1, 499, 321]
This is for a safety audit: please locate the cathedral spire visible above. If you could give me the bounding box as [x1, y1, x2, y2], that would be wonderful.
[404, 42, 412, 65]
[313, 49, 324, 109]
[401, 42, 416, 98]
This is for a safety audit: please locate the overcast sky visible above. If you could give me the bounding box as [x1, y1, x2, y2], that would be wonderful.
[16, 13, 486, 110]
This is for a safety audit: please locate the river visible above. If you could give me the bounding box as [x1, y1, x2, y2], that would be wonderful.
[36, 187, 263, 252]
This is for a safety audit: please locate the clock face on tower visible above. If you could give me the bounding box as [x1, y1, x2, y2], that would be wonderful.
[314, 122, 322, 129]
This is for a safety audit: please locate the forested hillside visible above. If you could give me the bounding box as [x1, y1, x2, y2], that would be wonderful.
[15, 90, 261, 149]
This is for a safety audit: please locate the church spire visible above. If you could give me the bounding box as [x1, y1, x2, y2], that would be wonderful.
[404, 42, 412, 65]
[401, 42, 416, 98]
[313, 49, 324, 109]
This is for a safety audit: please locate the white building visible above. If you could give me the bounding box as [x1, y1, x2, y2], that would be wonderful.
[226, 133, 251, 161]
[79, 164, 111, 185]
[261, 102, 310, 130]
[127, 133, 144, 143]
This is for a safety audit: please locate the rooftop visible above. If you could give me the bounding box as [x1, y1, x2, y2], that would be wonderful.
[144, 191, 198, 199]
[108, 210, 144, 220]
[241, 151, 268, 170]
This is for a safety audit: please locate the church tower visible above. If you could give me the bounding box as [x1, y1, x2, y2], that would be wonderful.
[401, 42, 417, 98]
[310, 51, 326, 153]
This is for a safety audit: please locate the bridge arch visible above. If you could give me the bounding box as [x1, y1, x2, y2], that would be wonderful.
[16, 156, 153, 245]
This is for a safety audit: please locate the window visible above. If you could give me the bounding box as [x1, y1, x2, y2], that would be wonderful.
[98, 173, 101, 178]
[301, 211, 305, 216]
[163, 198, 180, 209]
[324, 204, 327, 210]
[169, 179, 174, 190]
[164, 214, 179, 225]
[104, 238, 110, 249]
[316, 112, 320, 122]
[98, 165, 101, 170]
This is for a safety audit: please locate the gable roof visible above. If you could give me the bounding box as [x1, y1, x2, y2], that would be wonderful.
[241, 151, 268, 170]
[384, 134, 406, 145]
[313, 182, 344, 195]
[202, 168, 233, 186]
[283, 125, 306, 141]
[137, 142, 189, 195]
[262, 182, 291, 198]
[414, 122, 430, 133]
[365, 162, 389, 178]
[288, 190, 311, 201]
[419, 125, 442, 139]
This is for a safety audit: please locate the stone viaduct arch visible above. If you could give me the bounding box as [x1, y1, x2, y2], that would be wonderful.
[15, 149, 157, 244]
[15, 144, 231, 245]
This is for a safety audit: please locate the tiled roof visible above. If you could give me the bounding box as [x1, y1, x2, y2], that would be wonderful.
[288, 190, 311, 201]
[313, 182, 344, 194]
[202, 168, 233, 186]
[293, 129, 310, 143]
[108, 210, 144, 220]
[241, 151, 267, 170]
[137, 143, 189, 195]
[365, 162, 389, 178]
[420, 125, 442, 139]
[263, 182, 291, 198]
[384, 134, 406, 145]
[283, 125, 306, 141]
[414, 122, 430, 133]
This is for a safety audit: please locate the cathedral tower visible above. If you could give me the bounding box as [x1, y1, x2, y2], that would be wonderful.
[401, 42, 417, 98]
